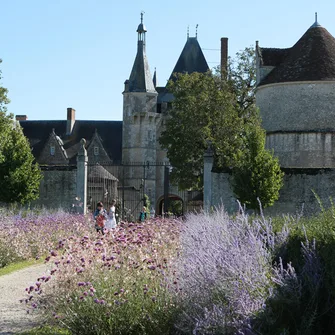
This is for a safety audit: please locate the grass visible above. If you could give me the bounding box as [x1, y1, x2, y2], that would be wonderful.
[18, 326, 70, 335]
[0, 258, 44, 276]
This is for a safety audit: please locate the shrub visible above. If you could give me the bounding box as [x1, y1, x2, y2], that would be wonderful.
[25, 218, 181, 335]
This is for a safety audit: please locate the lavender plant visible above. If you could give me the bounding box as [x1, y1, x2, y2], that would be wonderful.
[174, 207, 293, 334]
[0, 209, 91, 267]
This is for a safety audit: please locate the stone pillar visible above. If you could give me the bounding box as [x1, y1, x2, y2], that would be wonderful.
[203, 144, 214, 211]
[76, 138, 88, 214]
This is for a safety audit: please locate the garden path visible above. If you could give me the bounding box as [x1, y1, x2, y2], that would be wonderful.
[0, 263, 48, 335]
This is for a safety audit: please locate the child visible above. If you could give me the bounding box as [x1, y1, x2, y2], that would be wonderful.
[93, 202, 108, 234]
[106, 199, 117, 229]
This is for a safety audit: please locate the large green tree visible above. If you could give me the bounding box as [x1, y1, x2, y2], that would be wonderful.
[0, 59, 42, 204]
[159, 48, 284, 208]
[159, 71, 244, 190]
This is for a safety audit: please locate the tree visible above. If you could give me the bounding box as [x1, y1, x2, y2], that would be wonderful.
[159, 71, 244, 190]
[0, 59, 42, 204]
[159, 47, 257, 190]
[159, 47, 284, 208]
[232, 121, 284, 210]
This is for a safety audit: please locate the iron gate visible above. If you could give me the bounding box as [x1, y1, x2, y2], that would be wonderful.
[86, 161, 203, 220]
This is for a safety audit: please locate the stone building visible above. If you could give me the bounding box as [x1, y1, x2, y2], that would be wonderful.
[18, 14, 213, 214]
[205, 16, 335, 215]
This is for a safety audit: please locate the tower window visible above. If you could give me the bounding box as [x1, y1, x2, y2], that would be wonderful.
[50, 145, 55, 156]
[94, 146, 99, 156]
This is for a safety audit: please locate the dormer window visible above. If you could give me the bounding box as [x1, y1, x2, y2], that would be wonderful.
[50, 145, 55, 156]
[94, 146, 99, 156]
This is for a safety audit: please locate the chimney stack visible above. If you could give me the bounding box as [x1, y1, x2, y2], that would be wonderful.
[220, 37, 228, 79]
[66, 107, 75, 136]
[16, 115, 28, 121]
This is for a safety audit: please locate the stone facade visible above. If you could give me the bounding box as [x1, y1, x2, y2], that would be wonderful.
[33, 167, 77, 209]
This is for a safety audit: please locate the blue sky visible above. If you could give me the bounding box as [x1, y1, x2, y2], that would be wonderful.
[0, 0, 334, 121]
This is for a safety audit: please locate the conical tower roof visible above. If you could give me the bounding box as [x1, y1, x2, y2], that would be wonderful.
[260, 24, 335, 86]
[127, 14, 156, 93]
[169, 37, 209, 81]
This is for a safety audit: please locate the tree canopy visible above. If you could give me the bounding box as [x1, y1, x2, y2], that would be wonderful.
[0, 59, 42, 204]
[159, 47, 284, 208]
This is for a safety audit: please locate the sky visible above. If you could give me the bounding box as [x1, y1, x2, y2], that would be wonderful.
[1, 0, 334, 121]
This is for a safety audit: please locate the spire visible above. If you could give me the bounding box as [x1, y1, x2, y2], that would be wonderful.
[137, 11, 147, 45]
[153, 67, 157, 88]
[127, 13, 156, 93]
[310, 12, 321, 28]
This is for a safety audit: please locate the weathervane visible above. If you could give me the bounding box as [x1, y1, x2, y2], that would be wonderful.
[196, 24, 199, 38]
[141, 10, 145, 23]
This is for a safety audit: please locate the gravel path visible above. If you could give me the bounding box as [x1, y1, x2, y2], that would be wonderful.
[0, 263, 49, 335]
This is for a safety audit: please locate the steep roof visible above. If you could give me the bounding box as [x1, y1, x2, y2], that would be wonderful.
[20, 120, 123, 164]
[169, 37, 209, 81]
[259, 25, 335, 86]
[258, 47, 291, 67]
[128, 41, 157, 93]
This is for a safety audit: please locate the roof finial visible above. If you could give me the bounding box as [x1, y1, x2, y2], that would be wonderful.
[310, 12, 321, 28]
[141, 11, 144, 24]
[187, 25, 189, 39]
[196, 24, 198, 39]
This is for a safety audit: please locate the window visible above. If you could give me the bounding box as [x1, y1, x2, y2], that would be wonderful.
[50, 145, 55, 156]
[94, 146, 99, 156]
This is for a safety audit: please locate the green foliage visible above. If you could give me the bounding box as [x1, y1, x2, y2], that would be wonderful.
[168, 199, 183, 216]
[0, 60, 42, 204]
[0, 59, 10, 114]
[159, 47, 259, 191]
[159, 71, 243, 190]
[232, 121, 284, 209]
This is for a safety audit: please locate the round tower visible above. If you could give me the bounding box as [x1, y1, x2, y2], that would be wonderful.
[256, 16, 335, 168]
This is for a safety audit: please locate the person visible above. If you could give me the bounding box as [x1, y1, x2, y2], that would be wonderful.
[106, 199, 117, 229]
[150, 207, 155, 218]
[93, 202, 108, 234]
[139, 206, 147, 222]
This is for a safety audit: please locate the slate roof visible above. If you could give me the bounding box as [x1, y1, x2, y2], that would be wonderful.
[169, 37, 209, 81]
[259, 48, 291, 67]
[128, 41, 156, 93]
[259, 25, 335, 86]
[88, 164, 119, 181]
[20, 120, 123, 164]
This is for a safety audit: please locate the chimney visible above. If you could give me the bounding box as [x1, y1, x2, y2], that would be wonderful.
[66, 107, 75, 136]
[220, 37, 228, 79]
[16, 115, 28, 121]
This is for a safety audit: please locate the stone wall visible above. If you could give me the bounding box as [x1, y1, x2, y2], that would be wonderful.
[266, 132, 335, 168]
[208, 168, 335, 216]
[256, 82, 335, 132]
[32, 166, 77, 210]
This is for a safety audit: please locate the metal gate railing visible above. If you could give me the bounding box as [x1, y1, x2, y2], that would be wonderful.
[86, 161, 203, 220]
